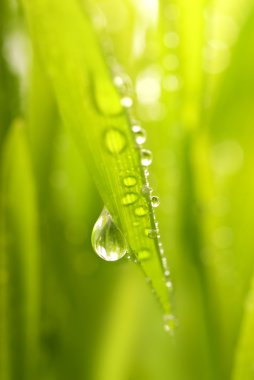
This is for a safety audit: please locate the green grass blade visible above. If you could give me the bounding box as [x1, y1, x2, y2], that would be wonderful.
[1, 121, 40, 380]
[21, 0, 173, 317]
[232, 274, 254, 380]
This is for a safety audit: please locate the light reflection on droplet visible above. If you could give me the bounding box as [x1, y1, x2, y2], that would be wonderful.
[121, 96, 133, 108]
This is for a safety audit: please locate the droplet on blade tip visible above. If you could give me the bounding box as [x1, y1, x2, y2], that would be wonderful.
[91, 207, 127, 261]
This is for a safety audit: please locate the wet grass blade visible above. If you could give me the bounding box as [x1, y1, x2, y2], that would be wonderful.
[21, 0, 173, 318]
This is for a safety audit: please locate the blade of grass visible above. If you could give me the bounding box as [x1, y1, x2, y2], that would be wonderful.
[232, 272, 254, 380]
[21, 0, 173, 317]
[1, 120, 40, 380]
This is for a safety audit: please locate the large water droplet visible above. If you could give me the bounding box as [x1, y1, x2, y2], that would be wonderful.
[121, 192, 138, 205]
[104, 128, 127, 155]
[123, 176, 137, 187]
[141, 149, 153, 166]
[91, 207, 127, 261]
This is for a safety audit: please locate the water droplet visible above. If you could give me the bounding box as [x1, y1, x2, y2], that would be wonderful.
[141, 149, 153, 166]
[121, 192, 138, 206]
[104, 128, 127, 155]
[163, 313, 176, 333]
[142, 185, 152, 195]
[123, 176, 137, 187]
[166, 280, 172, 289]
[134, 206, 148, 216]
[121, 96, 133, 108]
[113, 73, 132, 93]
[132, 125, 147, 145]
[151, 195, 160, 207]
[91, 207, 127, 261]
[137, 249, 151, 261]
[145, 228, 157, 239]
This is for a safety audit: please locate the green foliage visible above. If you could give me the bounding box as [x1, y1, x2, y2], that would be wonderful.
[1, 0, 254, 379]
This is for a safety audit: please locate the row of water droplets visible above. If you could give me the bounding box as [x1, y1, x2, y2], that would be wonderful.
[89, 4, 174, 332]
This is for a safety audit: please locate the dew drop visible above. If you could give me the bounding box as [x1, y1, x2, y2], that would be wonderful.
[163, 314, 175, 333]
[113, 73, 132, 94]
[104, 128, 127, 155]
[121, 192, 138, 206]
[166, 280, 172, 289]
[151, 195, 160, 207]
[132, 125, 147, 145]
[141, 149, 153, 166]
[123, 176, 137, 187]
[91, 207, 127, 261]
[121, 96, 133, 108]
[145, 228, 157, 239]
[137, 249, 151, 261]
[134, 206, 148, 217]
[142, 185, 152, 195]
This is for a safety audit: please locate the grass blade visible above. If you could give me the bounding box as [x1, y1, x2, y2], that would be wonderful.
[21, 0, 173, 318]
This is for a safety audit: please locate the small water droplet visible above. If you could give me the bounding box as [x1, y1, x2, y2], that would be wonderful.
[113, 73, 132, 93]
[134, 206, 148, 216]
[142, 185, 152, 195]
[121, 96, 133, 108]
[163, 313, 176, 333]
[145, 228, 157, 239]
[91, 207, 127, 261]
[137, 249, 151, 261]
[166, 280, 172, 289]
[123, 176, 137, 187]
[132, 125, 147, 145]
[141, 149, 153, 166]
[151, 195, 160, 207]
[121, 192, 138, 206]
[104, 128, 127, 155]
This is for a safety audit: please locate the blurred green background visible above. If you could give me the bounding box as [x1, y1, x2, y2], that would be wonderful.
[1, 0, 254, 379]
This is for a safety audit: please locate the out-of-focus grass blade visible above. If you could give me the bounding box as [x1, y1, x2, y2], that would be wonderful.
[1, 121, 40, 380]
[21, 0, 172, 316]
[232, 274, 254, 380]
[94, 267, 143, 380]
